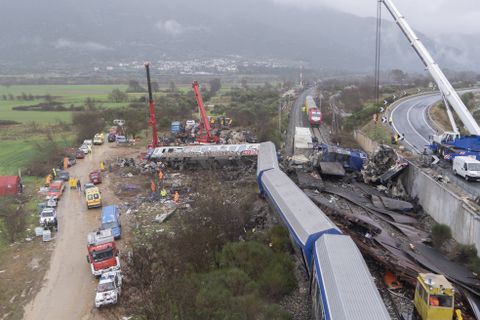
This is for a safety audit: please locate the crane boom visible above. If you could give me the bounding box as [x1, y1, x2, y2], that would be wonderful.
[145, 63, 158, 148]
[381, 0, 480, 135]
[192, 81, 219, 143]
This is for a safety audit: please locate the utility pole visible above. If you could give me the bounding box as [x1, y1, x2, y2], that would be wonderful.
[278, 99, 282, 136]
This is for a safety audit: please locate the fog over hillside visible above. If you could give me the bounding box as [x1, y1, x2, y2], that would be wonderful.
[0, 0, 478, 73]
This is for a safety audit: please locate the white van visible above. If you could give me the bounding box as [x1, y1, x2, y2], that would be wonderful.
[452, 156, 480, 181]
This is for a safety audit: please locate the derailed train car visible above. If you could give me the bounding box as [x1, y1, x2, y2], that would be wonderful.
[257, 142, 391, 320]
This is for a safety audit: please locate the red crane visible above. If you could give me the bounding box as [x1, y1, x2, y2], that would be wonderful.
[192, 81, 219, 144]
[145, 62, 158, 148]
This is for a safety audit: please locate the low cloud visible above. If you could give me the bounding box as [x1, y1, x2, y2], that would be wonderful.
[155, 19, 207, 36]
[270, 0, 480, 35]
[54, 39, 110, 51]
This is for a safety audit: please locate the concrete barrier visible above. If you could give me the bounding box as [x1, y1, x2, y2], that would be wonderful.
[402, 163, 480, 251]
[354, 130, 380, 154]
[354, 130, 480, 251]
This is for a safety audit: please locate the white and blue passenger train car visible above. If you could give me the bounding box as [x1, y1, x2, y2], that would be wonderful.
[256, 142, 391, 320]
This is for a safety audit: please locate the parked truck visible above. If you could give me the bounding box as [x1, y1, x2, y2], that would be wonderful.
[430, 132, 480, 162]
[86, 229, 120, 276]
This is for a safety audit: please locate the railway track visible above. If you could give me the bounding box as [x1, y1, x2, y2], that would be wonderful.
[312, 127, 325, 144]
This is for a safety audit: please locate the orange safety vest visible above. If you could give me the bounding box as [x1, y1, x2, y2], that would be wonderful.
[174, 191, 180, 202]
[158, 171, 164, 180]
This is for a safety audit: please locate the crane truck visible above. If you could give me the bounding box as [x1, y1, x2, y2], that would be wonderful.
[380, 0, 480, 163]
[145, 63, 159, 148]
[192, 81, 220, 144]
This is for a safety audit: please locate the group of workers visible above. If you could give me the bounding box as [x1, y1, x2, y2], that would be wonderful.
[150, 169, 180, 203]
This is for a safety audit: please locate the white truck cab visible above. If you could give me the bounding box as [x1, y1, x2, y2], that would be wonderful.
[453, 156, 480, 181]
[433, 131, 460, 145]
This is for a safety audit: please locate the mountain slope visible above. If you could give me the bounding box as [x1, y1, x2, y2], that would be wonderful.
[0, 0, 476, 72]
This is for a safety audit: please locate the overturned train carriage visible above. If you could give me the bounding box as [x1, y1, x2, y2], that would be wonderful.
[257, 142, 391, 320]
[312, 234, 391, 320]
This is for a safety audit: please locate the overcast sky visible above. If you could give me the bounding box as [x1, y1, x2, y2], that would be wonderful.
[271, 0, 480, 35]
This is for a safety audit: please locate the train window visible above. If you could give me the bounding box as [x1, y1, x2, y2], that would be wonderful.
[311, 268, 325, 320]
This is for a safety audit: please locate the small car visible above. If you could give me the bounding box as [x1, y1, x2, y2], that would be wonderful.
[68, 157, 77, 166]
[76, 149, 86, 159]
[47, 180, 65, 200]
[107, 133, 116, 143]
[89, 171, 102, 184]
[79, 144, 90, 154]
[57, 170, 70, 182]
[83, 139, 93, 147]
[39, 207, 58, 230]
[45, 196, 57, 208]
[95, 271, 122, 308]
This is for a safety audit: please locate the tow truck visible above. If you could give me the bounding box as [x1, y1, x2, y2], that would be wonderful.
[380, 0, 480, 163]
[95, 270, 122, 308]
[86, 229, 120, 276]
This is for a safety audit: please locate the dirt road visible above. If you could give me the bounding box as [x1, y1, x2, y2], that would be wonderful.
[24, 143, 124, 320]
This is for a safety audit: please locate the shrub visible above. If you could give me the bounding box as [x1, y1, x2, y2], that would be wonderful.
[431, 224, 452, 249]
[267, 225, 292, 253]
[0, 197, 26, 243]
[468, 257, 480, 275]
[452, 244, 477, 263]
[218, 241, 296, 300]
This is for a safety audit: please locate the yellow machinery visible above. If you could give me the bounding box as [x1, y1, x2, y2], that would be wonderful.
[69, 177, 77, 189]
[414, 273, 454, 320]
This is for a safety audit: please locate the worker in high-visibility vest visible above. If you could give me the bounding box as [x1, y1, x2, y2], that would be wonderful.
[100, 161, 105, 171]
[158, 170, 164, 181]
[160, 188, 168, 198]
[52, 168, 57, 178]
[63, 157, 69, 170]
[46, 174, 52, 186]
[174, 191, 180, 203]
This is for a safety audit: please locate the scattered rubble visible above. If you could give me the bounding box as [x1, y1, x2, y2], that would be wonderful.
[362, 145, 407, 184]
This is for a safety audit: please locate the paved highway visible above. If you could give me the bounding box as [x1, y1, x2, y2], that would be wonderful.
[390, 91, 480, 196]
[390, 93, 441, 153]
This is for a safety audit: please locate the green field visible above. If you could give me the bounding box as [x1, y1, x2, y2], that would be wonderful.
[0, 140, 37, 175]
[0, 84, 132, 124]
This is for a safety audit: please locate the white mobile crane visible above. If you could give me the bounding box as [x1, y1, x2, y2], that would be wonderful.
[380, 0, 480, 160]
